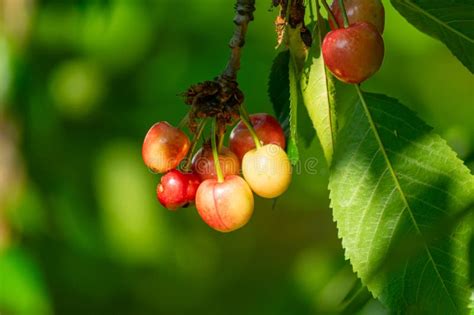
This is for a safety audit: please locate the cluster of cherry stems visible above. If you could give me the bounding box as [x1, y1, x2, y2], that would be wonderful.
[142, 0, 385, 233]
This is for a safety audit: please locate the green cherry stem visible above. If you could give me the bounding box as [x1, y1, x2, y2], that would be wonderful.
[320, 0, 339, 28]
[338, 0, 350, 28]
[183, 119, 207, 172]
[211, 119, 225, 183]
[217, 130, 225, 152]
[239, 106, 262, 149]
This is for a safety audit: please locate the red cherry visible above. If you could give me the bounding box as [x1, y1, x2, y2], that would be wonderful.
[195, 175, 254, 232]
[192, 146, 240, 181]
[229, 113, 286, 161]
[142, 122, 190, 174]
[156, 170, 201, 210]
[322, 22, 384, 84]
[330, 0, 385, 34]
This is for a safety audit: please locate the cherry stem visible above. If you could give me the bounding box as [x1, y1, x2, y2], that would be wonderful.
[338, 0, 350, 28]
[217, 132, 225, 152]
[319, 0, 339, 28]
[239, 106, 262, 149]
[183, 119, 207, 172]
[211, 119, 225, 183]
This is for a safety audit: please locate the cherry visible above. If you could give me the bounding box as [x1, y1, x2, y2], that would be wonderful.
[156, 170, 201, 210]
[322, 22, 384, 84]
[142, 122, 190, 173]
[230, 113, 286, 161]
[242, 144, 292, 198]
[195, 175, 254, 232]
[192, 145, 240, 181]
[330, 0, 385, 34]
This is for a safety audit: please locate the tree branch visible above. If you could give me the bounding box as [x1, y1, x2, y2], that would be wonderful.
[183, 0, 256, 132]
[221, 0, 256, 80]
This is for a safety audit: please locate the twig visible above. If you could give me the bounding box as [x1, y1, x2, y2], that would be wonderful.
[182, 0, 255, 131]
[221, 0, 256, 80]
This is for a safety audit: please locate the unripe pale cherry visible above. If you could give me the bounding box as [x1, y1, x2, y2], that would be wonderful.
[192, 146, 240, 181]
[330, 0, 385, 34]
[156, 170, 201, 210]
[142, 122, 190, 173]
[242, 144, 292, 199]
[322, 22, 384, 84]
[195, 175, 254, 232]
[230, 113, 286, 161]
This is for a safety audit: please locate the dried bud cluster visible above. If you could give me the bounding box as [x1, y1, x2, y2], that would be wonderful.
[183, 77, 244, 132]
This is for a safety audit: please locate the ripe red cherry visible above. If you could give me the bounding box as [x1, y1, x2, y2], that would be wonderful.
[195, 175, 254, 232]
[330, 0, 385, 34]
[192, 145, 240, 181]
[230, 113, 286, 161]
[156, 170, 201, 210]
[142, 122, 190, 173]
[322, 22, 384, 84]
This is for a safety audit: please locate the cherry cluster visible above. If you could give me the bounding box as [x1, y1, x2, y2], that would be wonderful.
[323, 0, 385, 84]
[142, 113, 290, 232]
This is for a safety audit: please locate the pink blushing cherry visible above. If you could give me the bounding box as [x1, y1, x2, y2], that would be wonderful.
[195, 175, 254, 232]
[157, 170, 201, 210]
[192, 145, 240, 181]
[230, 113, 286, 161]
[142, 122, 190, 174]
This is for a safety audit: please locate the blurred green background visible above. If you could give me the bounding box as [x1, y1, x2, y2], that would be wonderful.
[0, 0, 473, 314]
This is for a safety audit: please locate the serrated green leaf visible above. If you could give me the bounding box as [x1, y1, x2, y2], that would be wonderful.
[300, 18, 337, 165]
[268, 50, 291, 136]
[287, 25, 308, 75]
[288, 25, 316, 148]
[288, 58, 300, 165]
[274, 24, 308, 164]
[300, 13, 355, 166]
[297, 93, 317, 148]
[329, 91, 474, 314]
[390, 0, 474, 73]
[268, 49, 314, 152]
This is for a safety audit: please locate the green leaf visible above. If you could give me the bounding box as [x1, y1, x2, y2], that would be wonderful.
[300, 14, 355, 166]
[288, 58, 300, 165]
[329, 91, 474, 313]
[268, 50, 291, 136]
[268, 49, 314, 155]
[287, 25, 308, 75]
[390, 0, 474, 73]
[300, 18, 336, 165]
[288, 25, 316, 149]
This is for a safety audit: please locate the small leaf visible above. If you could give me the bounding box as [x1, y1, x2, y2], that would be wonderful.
[287, 25, 308, 75]
[268, 49, 314, 152]
[288, 59, 300, 165]
[301, 30, 336, 164]
[329, 91, 474, 314]
[287, 24, 316, 150]
[300, 15, 355, 166]
[268, 50, 291, 136]
[390, 0, 474, 73]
